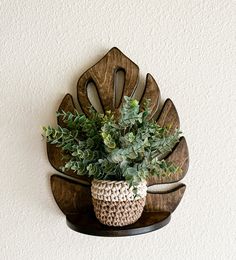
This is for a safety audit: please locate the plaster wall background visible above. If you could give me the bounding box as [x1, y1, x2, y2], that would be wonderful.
[0, 1, 235, 259]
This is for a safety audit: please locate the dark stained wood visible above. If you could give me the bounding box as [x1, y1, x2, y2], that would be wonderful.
[51, 175, 185, 224]
[47, 143, 91, 183]
[57, 94, 76, 127]
[165, 137, 189, 180]
[51, 174, 172, 236]
[77, 47, 139, 115]
[156, 98, 180, 133]
[47, 143, 67, 175]
[147, 137, 189, 185]
[51, 175, 92, 215]
[139, 73, 160, 119]
[47, 94, 91, 183]
[66, 210, 170, 237]
[145, 184, 186, 213]
[46, 47, 189, 235]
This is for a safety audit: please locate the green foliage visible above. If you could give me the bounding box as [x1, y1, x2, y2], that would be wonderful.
[42, 96, 182, 190]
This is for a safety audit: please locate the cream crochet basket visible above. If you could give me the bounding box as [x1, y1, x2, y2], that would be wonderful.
[91, 179, 147, 227]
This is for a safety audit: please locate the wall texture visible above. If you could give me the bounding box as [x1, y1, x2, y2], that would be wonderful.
[0, 1, 235, 259]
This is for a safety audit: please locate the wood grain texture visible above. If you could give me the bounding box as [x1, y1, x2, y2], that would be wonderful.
[51, 175, 92, 215]
[147, 137, 189, 185]
[140, 73, 160, 119]
[77, 47, 139, 115]
[51, 175, 172, 236]
[156, 98, 180, 133]
[47, 145, 92, 183]
[51, 175, 184, 220]
[145, 184, 186, 213]
[46, 48, 189, 234]
[57, 94, 76, 127]
[47, 94, 91, 183]
[66, 210, 170, 237]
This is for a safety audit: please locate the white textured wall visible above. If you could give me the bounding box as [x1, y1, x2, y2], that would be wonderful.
[0, 1, 235, 259]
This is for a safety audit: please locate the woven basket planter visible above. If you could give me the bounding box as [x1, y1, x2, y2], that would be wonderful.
[91, 179, 147, 227]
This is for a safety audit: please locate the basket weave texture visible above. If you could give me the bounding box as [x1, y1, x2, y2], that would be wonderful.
[91, 180, 147, 226]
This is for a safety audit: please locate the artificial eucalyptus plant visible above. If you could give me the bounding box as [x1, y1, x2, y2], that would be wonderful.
[43, 96, 181, 191]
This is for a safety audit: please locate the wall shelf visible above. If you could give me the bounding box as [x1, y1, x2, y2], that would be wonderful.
[47, 47, 189, 236]
[66, 210, 170, 237]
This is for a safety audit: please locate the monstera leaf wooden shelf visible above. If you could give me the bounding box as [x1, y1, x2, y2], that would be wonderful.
[47, 47, 189, 236]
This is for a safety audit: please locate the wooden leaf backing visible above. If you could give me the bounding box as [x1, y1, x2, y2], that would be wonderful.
[57, 94, 76, 127]
[139, 73, 160, 119]
[51, 175, 92, 215]
[77, 47, 139, 115]
[47, 94, 91, 183]
[46, 47, 189, 216]
[47, 49, 189, 185]
[145, 184, 186, 213]
[146, 137, 189, 186]
[156, 98, 180, 133]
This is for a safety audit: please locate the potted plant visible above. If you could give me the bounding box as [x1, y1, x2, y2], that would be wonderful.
[43, 96, 181, 226]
